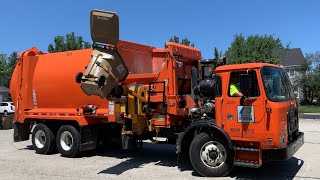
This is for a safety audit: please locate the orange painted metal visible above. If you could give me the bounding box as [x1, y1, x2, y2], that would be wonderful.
[10, 41, 158, 126]
[214, 63, 292, 149]
[10, 40, 201, 127]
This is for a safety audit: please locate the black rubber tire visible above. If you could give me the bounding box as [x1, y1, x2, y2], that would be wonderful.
[3, 111, 8, 115]
[32, 123, 56, 155]
[97, 76, 106, 87]
[189, 132, 233, 177]
[75, 72, 83, 84]
[56, 125, 81, 158]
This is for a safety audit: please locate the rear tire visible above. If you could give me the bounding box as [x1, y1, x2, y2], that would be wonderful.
[4, 111, 8, 115]
[56, 125, 81, 157]
[189, 132, 233, 177]
[32, 123, 56, 154]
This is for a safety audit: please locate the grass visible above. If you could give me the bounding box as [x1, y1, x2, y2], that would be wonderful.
[299, 105, 320, 113]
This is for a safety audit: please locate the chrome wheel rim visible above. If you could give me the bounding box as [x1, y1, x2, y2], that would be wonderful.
[60, 131, 73, 151]
[200, 141, 227, 168]
[35, 130, 46, 149]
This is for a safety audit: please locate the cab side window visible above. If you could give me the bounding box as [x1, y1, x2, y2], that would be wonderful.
[228, 71, 260, 97]
[215, 75, 222, 97]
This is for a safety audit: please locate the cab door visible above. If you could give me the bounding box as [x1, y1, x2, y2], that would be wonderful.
[223, 70, 266, 139]
[223, 71, 243, 138]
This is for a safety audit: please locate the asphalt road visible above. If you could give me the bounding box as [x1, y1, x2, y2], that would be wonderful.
[0, 119, 319, 180]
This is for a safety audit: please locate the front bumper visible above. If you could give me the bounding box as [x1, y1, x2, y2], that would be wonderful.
[262, 132, 304, 161]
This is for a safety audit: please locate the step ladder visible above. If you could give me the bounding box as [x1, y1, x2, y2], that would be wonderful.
[233, 146, 262, 168]
[147, 81, 166, 114]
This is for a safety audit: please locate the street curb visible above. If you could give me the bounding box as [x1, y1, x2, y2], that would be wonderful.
[299, 113, 320, 115]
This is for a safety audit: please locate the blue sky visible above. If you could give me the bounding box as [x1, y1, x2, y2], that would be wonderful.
[0, 0, 319, 58]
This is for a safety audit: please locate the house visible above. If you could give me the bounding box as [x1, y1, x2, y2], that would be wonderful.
[0, 86, 10, 102]
[274, 48, 306, 99]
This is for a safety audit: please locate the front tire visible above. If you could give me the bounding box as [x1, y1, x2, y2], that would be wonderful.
[56, 125, 81, 157]
[189, 132, 233, 177]
[32, 123, 56, 154]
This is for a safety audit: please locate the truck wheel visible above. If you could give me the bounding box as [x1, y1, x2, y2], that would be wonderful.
[56, 125, 80, 157]
[189, 132, 233, 177]
[4, 111, 8, 115]
[32, 123, 56, 154]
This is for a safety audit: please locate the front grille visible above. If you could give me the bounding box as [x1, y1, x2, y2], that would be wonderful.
[287, 107, 299, 142]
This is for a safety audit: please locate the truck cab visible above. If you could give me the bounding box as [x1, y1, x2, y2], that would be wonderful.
[213, 63, 303, 164]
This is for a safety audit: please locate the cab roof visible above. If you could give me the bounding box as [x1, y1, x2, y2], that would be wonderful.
[215, 63, 283, 73]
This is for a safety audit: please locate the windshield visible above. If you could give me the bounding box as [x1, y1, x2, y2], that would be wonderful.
[202, 65, 214, 79]
[261, 66, 295, 102]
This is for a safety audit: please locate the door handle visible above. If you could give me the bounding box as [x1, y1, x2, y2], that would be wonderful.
[266, 107, 272, 113]
[220, 98, 224, 127]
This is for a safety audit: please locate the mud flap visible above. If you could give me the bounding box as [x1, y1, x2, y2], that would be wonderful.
[121, 134, 141, 150]
[79, 125, 98, 151]
[13, 122, 32, 142]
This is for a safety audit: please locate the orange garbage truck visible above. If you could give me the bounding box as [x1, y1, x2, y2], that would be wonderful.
[11, 10, 304, 177]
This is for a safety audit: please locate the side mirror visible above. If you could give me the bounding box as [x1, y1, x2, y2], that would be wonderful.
[239, 74, 253, 97]
[90, 10, 119, 45]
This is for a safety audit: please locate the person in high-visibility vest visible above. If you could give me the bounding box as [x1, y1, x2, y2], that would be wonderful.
[230, 74, 244, 97]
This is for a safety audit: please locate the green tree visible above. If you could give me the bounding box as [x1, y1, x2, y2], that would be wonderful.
[0, 54, 8, 86]
[225, 34, 284, 64]
[306, 51, 320, 70]
[0, 52, 18, 87]
[296, 51, 320, 104]
[296, 58, 312, 103]
[169, 35, 179, 43]
[214, 47, 219, 59]
[167, 36, 195, 47]
[7, 52, 18, 74]
[48, 32, 91, 53]
[5, 52, 18, 87]
[181, 38, 190, 46]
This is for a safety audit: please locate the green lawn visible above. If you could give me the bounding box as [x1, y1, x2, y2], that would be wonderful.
[299, 105, 320, 113]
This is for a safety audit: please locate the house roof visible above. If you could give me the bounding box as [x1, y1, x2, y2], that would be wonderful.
[0, 86, 9, 93]
[273, 48, 306, 67]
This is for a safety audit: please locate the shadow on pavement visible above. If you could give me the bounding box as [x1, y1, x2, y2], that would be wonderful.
[87, 143, 187, 175]
[22, 142, 304, 178]
[229, 157, 304, 180]
[25, 145, 34, 150]
[81, 142, 304, 178]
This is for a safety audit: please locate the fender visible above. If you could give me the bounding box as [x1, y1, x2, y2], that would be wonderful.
[176, 119, 233, 154]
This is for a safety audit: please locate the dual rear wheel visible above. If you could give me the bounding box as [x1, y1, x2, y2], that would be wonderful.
[32, 124, 80, 157]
